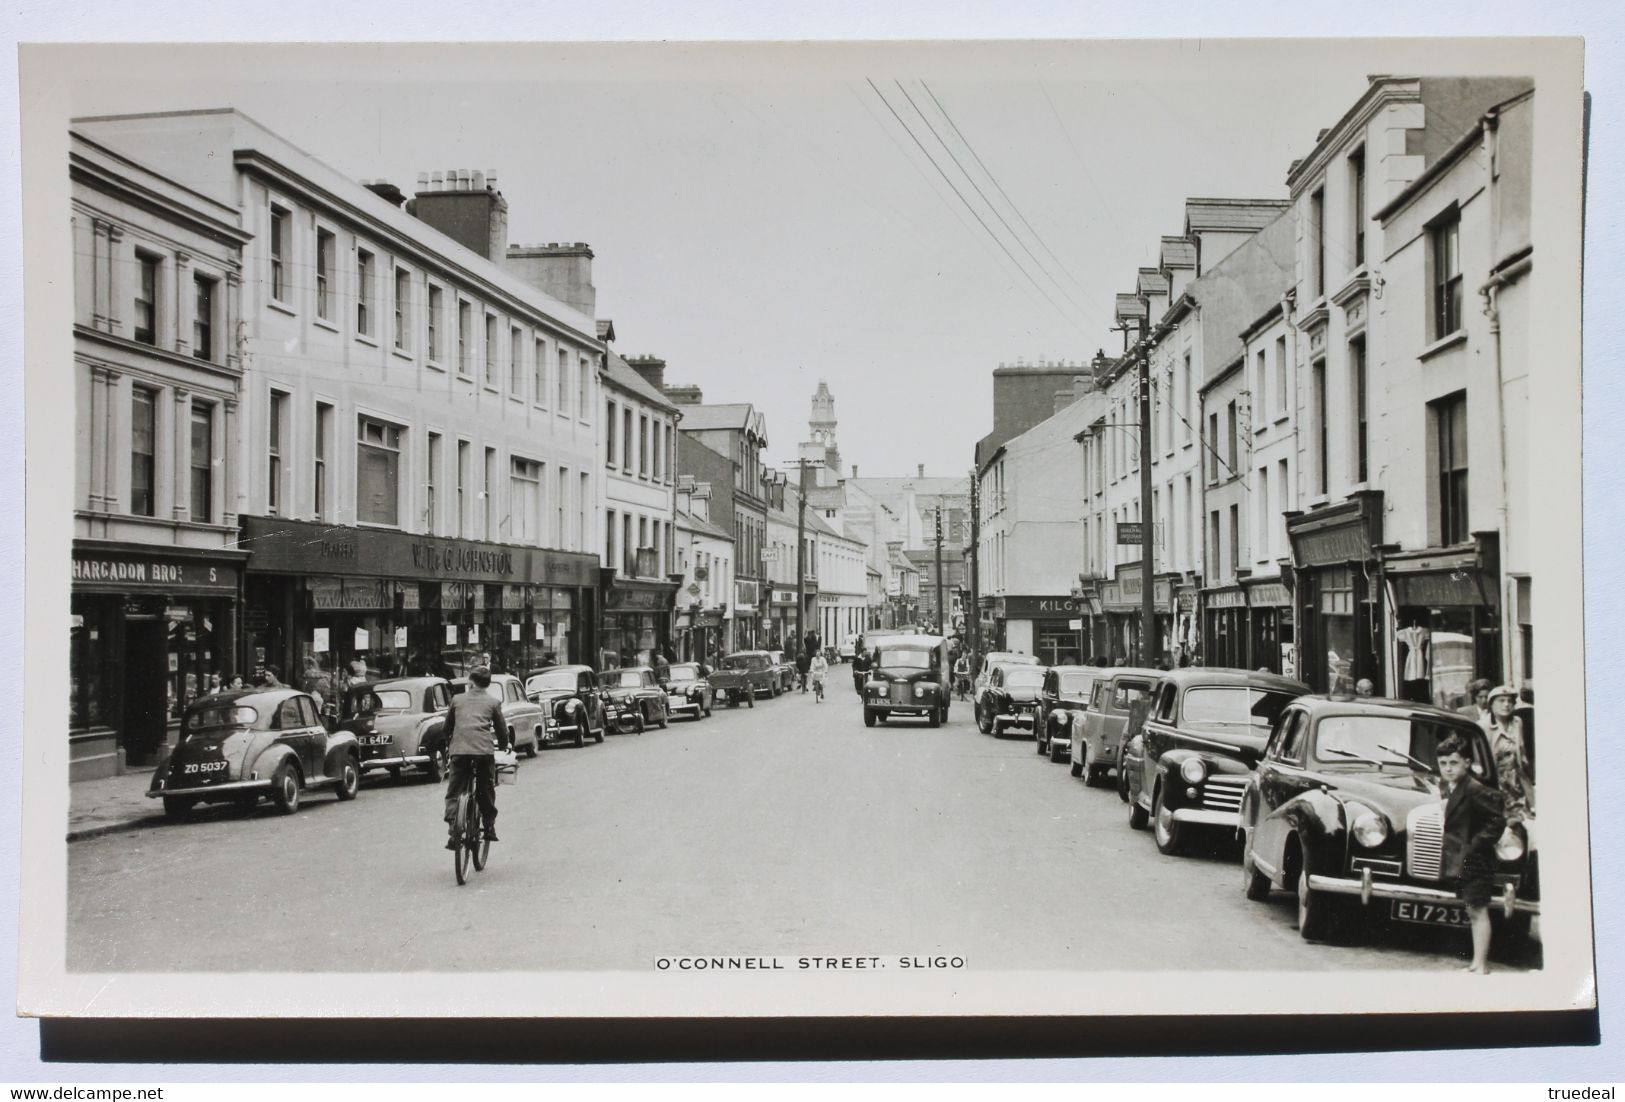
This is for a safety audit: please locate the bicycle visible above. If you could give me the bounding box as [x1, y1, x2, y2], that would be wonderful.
[451, 752, 517, 886]
[812, 677, 825, 703]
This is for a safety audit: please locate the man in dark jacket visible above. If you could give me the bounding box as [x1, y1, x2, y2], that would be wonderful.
[1437, 732, 1507, 973]
[442, 667, 512, 850]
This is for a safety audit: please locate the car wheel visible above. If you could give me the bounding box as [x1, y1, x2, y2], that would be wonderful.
[747, 693, 755, 709]
[656, 703, 668, 729]
[1069, 753, 1083, 778]
[864, 707, 876, 728]
[1117, 751, 1132, 803]
[593, 722, 605, 744]
[525, 730, 540, 758]
[270, 761, 301, 815]
[1083, 742, 1103, 787]
[1152, 785, 1185, 856]
[928, 707, 940, 729]
[1036, 731, 1048, 755]
[1295, 837, 1332, 941]
[162, 796, 196, 820]
[976, 704, 992, 735]
[1051, 742, 1068, 763]
[426, 745, 448, 783]
[334, 755, 360, 801]
[1128, 788, 1149, 830]
[1242, 839, 1272, 901]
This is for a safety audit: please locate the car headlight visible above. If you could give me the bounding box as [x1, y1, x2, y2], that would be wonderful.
[915, 683, 934, 697]
[1350, 804, 1390, 848]
[1180, 757, 1207, 784]
[1494, 827, 1525, 862]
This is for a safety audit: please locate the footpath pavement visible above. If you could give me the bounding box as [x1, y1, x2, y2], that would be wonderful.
[67, 770, 167, 842]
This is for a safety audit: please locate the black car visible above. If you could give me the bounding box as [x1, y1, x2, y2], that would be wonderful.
[523, 665, 607, 747]
[1036, 666, 1105, 764]
[1240, 695, 1539, 947]
[861, 634, 951, 727]
[976, 664, 1047, 737]
[602, 667, 670, 729]
[662, 662, 713, 720]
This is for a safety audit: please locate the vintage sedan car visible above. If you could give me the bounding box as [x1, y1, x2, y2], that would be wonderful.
[975, 663, 1047, 736]
[1239, 696, 1539, 946]
[1126, 669, 1309, 856]
[602, 667, 670, 729]
[972, 651, 1040, 717]
[147, 689, 361, 818]
[765, 649, 797, 694]
[1036, 666, 1104, 763]
[450, 673, 544, 757]
[1072, 667, 1161, 788]
[523, 665, 607, 747]
[662, 662, 713, 720]
[339, 677, 454, 782]
[861, 634, 951, 727]
[709, 651, 775, 706]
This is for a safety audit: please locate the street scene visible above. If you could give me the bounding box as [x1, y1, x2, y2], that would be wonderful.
[53, 48, 1568, 986]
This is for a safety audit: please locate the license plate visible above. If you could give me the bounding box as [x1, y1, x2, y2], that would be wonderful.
[180, 758, 229, 784]
[1391, 900, 1470, 927]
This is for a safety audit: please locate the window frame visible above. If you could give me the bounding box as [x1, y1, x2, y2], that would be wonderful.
[355, 247, 375, 339]
[190, 400, 214, 524]
[1430, 211, 1464, 340]
[130, 385, 158, 517]
[192, 274, 215, 362]
[315, 228, 336, 323]
[393, 266, 411, 352]
[133, 251, 159, 345]
[268, 204, 292, 305]
[356, 415, 405, 528]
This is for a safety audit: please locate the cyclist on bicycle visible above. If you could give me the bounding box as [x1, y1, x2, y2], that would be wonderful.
[953, 652, 971, 701]
[808, 651, 829, 702]
[442, 666, 512, 850]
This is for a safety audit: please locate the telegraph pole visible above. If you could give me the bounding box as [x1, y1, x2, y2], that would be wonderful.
[795, 459, 811, 654]
[1137, 307, 1156, 666]
[934, 504, 945, 637]
[968, 468, 981, 665]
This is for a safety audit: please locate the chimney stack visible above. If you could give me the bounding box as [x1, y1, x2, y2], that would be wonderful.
[362, 179, 407, 207]
[624, 355, 667, 394]
[663, 384, 704, 406]
[852, 464, 859, 479]
[504, 242, 596, 317]
[405, 167, 509, 261]
[917, 464, 925, 478]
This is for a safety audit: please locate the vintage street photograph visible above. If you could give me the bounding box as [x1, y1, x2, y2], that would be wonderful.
[17, 37, 1594, 1021]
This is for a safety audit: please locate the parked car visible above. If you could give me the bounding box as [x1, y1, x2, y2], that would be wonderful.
[709, 651, 775, 707]
[1072, 667, 1162, 788]
[450, 672, 544, 757]
[602, 666, 670, 729]
[861, 634, 951, 727]
[765, 649, 797, 694]
[840, 634, 859, 661]
[1036, 666, 1104, 763]
[523, 665, 607, 747]
[975, 663, 1047, 737]
[1239, 695, 1539, 947]
[338, 676, 454, 782]
[662, 662, 713, 720]
[1126, 668, 1309, 856]
[972, 651, 1041, 718]
[147, 689, 361, 818]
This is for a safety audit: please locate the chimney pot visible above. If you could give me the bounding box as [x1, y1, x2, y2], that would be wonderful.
[416, 172, 428, 189]
[917, 464, 925, 478]
[852, 465, 859, 478]
[472, 170, 485, 190]
[486, 170, 498, 190]
[430, 171, 443, 189]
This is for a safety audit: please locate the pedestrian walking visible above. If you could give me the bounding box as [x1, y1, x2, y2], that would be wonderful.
[1480, 684, 1535, 824]
[1436, 732, 1507, 973]
[256, 665, 284, 689]
[301, 656, 332, 712]
[1458, 679, 1493, 722]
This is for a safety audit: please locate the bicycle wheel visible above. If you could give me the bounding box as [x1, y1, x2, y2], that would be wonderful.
[453, 792, 472, 885]
[469, 798, 489, 872]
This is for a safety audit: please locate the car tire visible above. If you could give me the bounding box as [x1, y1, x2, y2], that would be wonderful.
[1152, 785, 1186, 856]
[334, 755, 360, 801]
[574, 724, 586, 748]
[656, 703, 668, 730]
[270, 761, 301, 815]
[426, 746, 448, 784]
[928, 708, 940, 729]
[593, 722, 605, 744]
[1295, 838, 1332, 941]
[877, 710, 888, 725]
[864, 707, 876, 728]
[1242, 841, 1272, 901]
[1051, 742, 1068, 763]
[1069, 755, 1083, 778]
[525, 731, 540, 758]
[1083, 742, 1105, 787]
[976, 704, 992, 735]
[1036, 731, 1048, 755]
[1128, 789, 1149, 830]
[162, 796, 196, 820]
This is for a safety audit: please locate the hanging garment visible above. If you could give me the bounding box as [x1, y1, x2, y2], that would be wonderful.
[1396, 624, 1431, 681]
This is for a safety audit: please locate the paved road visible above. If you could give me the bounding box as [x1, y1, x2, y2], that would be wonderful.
[68, 680, 1539, 973]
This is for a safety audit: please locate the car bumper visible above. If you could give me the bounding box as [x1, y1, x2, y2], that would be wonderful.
[667, 698, 702, 713]
[1308, 871, 1540, 918]
[1170, 807, 1240, 828]
[147, 778, 271, 800]
[874, 705, 936, 717]
[359, 753, 431, 773]
[997, 713, 1036, 728]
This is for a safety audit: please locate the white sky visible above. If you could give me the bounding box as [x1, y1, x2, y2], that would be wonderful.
[57, 41, 1410, 478]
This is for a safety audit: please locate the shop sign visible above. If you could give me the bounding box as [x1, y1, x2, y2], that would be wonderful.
[1247, 582, 1291, 607]
[310, 577, 391, 610]
[1206, 588, 1248, 609]
[771, 589, 797, 606]
[696, 609, 725, 628]
[1001, 595, 1082, 619]
[1391, 570, 1492, 608]
[1177, 590, 1198, 612]
[607, 586, 672, 612]
[1116, 522, 1144, 545]
[72, 551, 238, 593]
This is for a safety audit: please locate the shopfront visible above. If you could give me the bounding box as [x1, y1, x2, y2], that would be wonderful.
[240, 517, 598, 693]
[1383, 536, 1501, 709]
[676, 606, 727, 664]
[1243, 578, 1295, 676]
[70, 540, 246, 779]
[601, 574, 679, 670]
[997, 595, 1088, 667]
[1102, 563, 1173, 666]
[767, 586, 798, 651]
[1203, 586, 1249, 670]
[1174, 585, 1201, 666]
[1287, 493, 1385, 695]
[733, 579, 761, 651]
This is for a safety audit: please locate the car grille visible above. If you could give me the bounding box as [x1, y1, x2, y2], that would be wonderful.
[1201, 775, 1248, 813]
[1407, 803, 1445, 881]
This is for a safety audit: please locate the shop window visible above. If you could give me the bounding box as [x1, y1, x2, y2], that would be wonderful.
[133, 252, 159, 345]
[1432, 391, 1469, 545]
[316, 229, 335, 321]
[357, 416, 403, 526]
[193, 275, 215, 361]
[190, 402, 214, 523]
[130, 387, 157, 517]
[69, 595, 113, 729]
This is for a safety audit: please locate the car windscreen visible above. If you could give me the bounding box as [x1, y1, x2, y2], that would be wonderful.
[875, 646, 934, 670]
[526, 670, 575, 693]
[1312, 715, 1491, 774]
[608, 671, 644, 688]
[342, 688, 384, 715]
[722, 656, 763, 670]
[185, 703, 261, 732]
[1005, 668, 1045, 689]
[1181, 687, 1298, 727]
[669, 666, 698, 682]
[1057, 672, 1096, 695]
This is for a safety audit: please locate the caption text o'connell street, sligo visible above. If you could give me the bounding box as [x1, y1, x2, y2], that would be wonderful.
[654, 956, 967, 972]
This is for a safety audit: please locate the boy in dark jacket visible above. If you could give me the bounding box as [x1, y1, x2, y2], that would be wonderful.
[1436, 732, 1507, 973]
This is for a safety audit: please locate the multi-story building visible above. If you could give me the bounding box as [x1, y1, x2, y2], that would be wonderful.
[815, 513, 868, 651]
[68, 129, 253, 778]
[1280, 76, 1533, 696]
[674, 435, 743, 653]
[668, 386, 770, 649]
[75, 111, 606, 691]
[599, 351, 681, 668]
[673, 475, 735, 663]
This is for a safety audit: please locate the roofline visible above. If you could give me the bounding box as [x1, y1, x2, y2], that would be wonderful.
[1238, 298, 1288, 343]
[1373, 88, 1534, 224]
[1285, 77, 1423, 195]
[1198, 352, 1247, 396]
